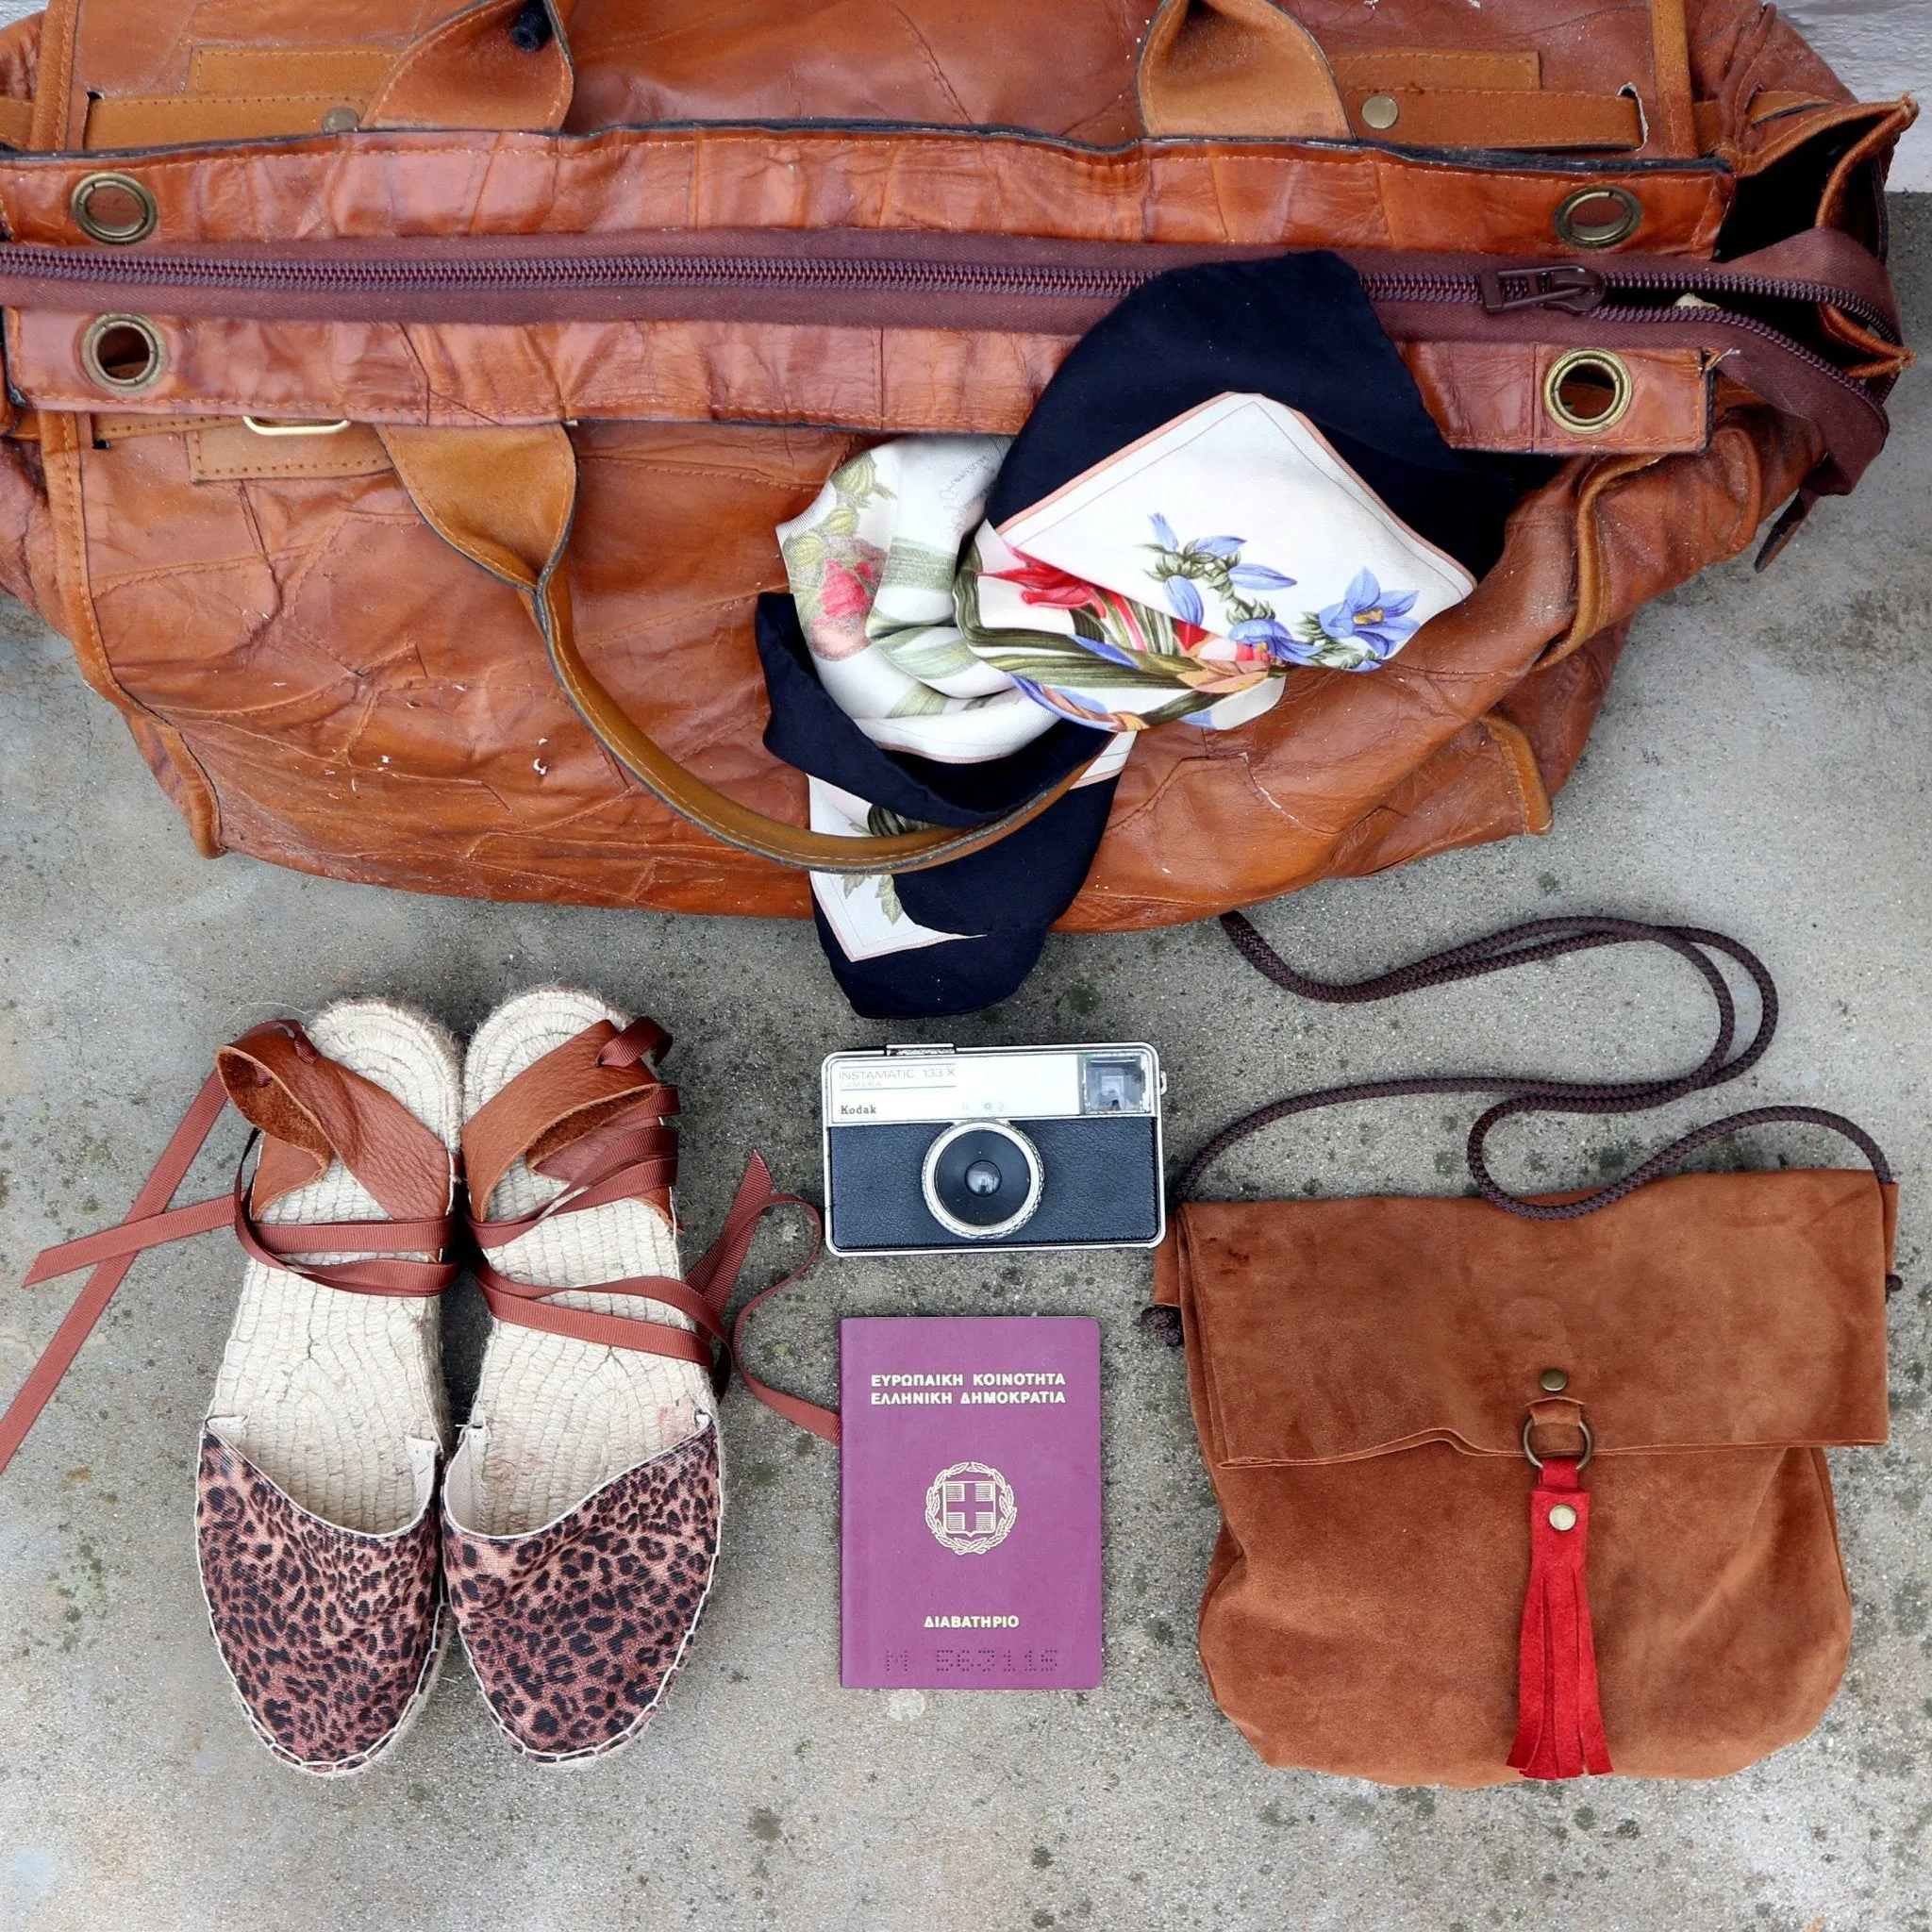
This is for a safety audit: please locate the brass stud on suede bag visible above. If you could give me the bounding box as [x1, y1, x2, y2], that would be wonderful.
[1146, 914, 1896, 1787]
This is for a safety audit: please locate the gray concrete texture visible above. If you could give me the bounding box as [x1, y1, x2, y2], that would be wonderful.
[2, 205, 1929, 1932]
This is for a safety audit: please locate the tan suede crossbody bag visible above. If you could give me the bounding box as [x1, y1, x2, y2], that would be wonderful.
[1149, 914, 1895, 1786]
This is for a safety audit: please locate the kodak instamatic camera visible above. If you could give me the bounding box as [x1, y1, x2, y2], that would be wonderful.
[821, 1043, 1165, 1255]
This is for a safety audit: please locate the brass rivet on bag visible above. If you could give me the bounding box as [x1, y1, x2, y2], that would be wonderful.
[321, 105, 360, 134]
[1543, 349, 1633, 436]
[1540, 1368, 1570, 1392]
[70, 171, 158, 245]
[78, 314, 166, 395]
[1548, 1504, 1579, 1533]
[1553, 184, 1641, 250]
[1360, 93, 1400, 131]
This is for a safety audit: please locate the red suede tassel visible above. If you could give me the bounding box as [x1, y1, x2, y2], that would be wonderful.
[1507, 1456, 1613, 1780]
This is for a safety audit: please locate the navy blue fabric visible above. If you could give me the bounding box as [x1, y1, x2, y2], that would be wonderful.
[758, 250, 1540, 1017]
[808, 902, 1048, 1021]
[891, 779, 1115, 936]
[758, 595, 1117, 1019]
[987, 250, 1533, 578]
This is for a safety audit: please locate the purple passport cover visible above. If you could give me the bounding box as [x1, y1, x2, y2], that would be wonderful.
[840, 1316, 1103, 1690]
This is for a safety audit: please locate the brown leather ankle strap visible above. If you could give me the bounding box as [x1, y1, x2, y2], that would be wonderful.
[0, 1067, 232, 1478]
[472, 1151, 825, 1408]
[0, 1027, 459, 1479]
[218, 1020, 455, 1220]
[722, 1157, 840, 1443]
[463, 1013, 679, 1220]
[472, 1257, 725, 1372]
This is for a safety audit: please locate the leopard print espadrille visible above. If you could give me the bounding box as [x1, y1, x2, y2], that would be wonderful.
[443, 988, 726, 1763]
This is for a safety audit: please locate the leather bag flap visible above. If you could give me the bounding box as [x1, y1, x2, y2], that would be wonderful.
[1167, 1168, 1893, 1466]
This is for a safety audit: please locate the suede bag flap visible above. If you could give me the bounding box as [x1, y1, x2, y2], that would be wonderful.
[1170, 1168, 1893, 1467]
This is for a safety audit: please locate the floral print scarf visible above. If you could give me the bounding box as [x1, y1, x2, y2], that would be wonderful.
[774, 389, 1478, 976]
[778, 391, 1475, 752]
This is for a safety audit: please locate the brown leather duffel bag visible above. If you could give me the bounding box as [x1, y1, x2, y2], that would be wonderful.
[0, 0, 1912, 924]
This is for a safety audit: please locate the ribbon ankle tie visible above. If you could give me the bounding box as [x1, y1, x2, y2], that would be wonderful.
[0, 1025, 458, 1480]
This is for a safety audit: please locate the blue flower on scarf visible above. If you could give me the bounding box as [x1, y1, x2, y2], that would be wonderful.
[1226, 562, 1298, 591]
[1315, 570, 1420, 659]
[1145, 515, 1296, 636]
[1008, 673, 1117, 728]
[1228, 617, 1301, 660]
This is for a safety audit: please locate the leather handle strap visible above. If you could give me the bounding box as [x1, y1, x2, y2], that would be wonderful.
[377, 424, 1096, 877]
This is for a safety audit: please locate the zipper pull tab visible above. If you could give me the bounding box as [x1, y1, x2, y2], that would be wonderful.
[1478, 264, 1607, 316]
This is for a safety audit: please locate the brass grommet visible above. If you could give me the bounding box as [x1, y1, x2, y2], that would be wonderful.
[1360, 93, 1400, 131]
[1548, 1504, 1579, 1532]
[1540, 1368, 1570, 1393]
[1553, 184, 1641, 250]
[78, 314, 166, 395]
[71, 171, 158, 246]
[1542, 349, 1633, 435]
[321, 105, 360, 134]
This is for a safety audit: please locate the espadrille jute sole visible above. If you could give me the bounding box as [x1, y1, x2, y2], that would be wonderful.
[196, 998, 460, 1775]
[445, 987, 723, 1761]
[451, 988, 715, 1536]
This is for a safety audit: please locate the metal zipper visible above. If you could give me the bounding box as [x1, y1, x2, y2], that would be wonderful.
[0, 237, 1894, 397]
[1380, 260, 1897, 342]
[0, 240, 1157, 299]
[0, 236, 1898, 334]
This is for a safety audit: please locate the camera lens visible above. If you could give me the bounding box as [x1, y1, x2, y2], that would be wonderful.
[921, 1122, 1043, 1240]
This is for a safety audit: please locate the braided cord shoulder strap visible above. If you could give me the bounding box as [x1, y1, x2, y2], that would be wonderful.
[1181, 912, 1896, 1281]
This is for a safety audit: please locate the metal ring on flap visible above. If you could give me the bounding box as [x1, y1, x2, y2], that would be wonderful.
[78, 314, 166, 395]
[1542, 349, 1633, 435]
[1523, 1413, 1594, 1471]
[242, 417, 353, 438]
[1554, 184, 1641, 250]
[71, 171, 158, 245]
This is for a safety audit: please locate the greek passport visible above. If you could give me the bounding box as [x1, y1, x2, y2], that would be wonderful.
[839, 1315, 1102, 1690]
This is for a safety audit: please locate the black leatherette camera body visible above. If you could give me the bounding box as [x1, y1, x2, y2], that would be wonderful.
[821, 1042, 1165, 1255]
[825, 1116, 1161, 1253]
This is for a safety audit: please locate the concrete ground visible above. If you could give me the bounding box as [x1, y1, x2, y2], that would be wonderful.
[1, 202, 1927, 1932]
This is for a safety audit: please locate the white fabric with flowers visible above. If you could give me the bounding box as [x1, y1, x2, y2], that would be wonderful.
[777, 391, 1475, 747]
[774, 391, 1475, 958]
